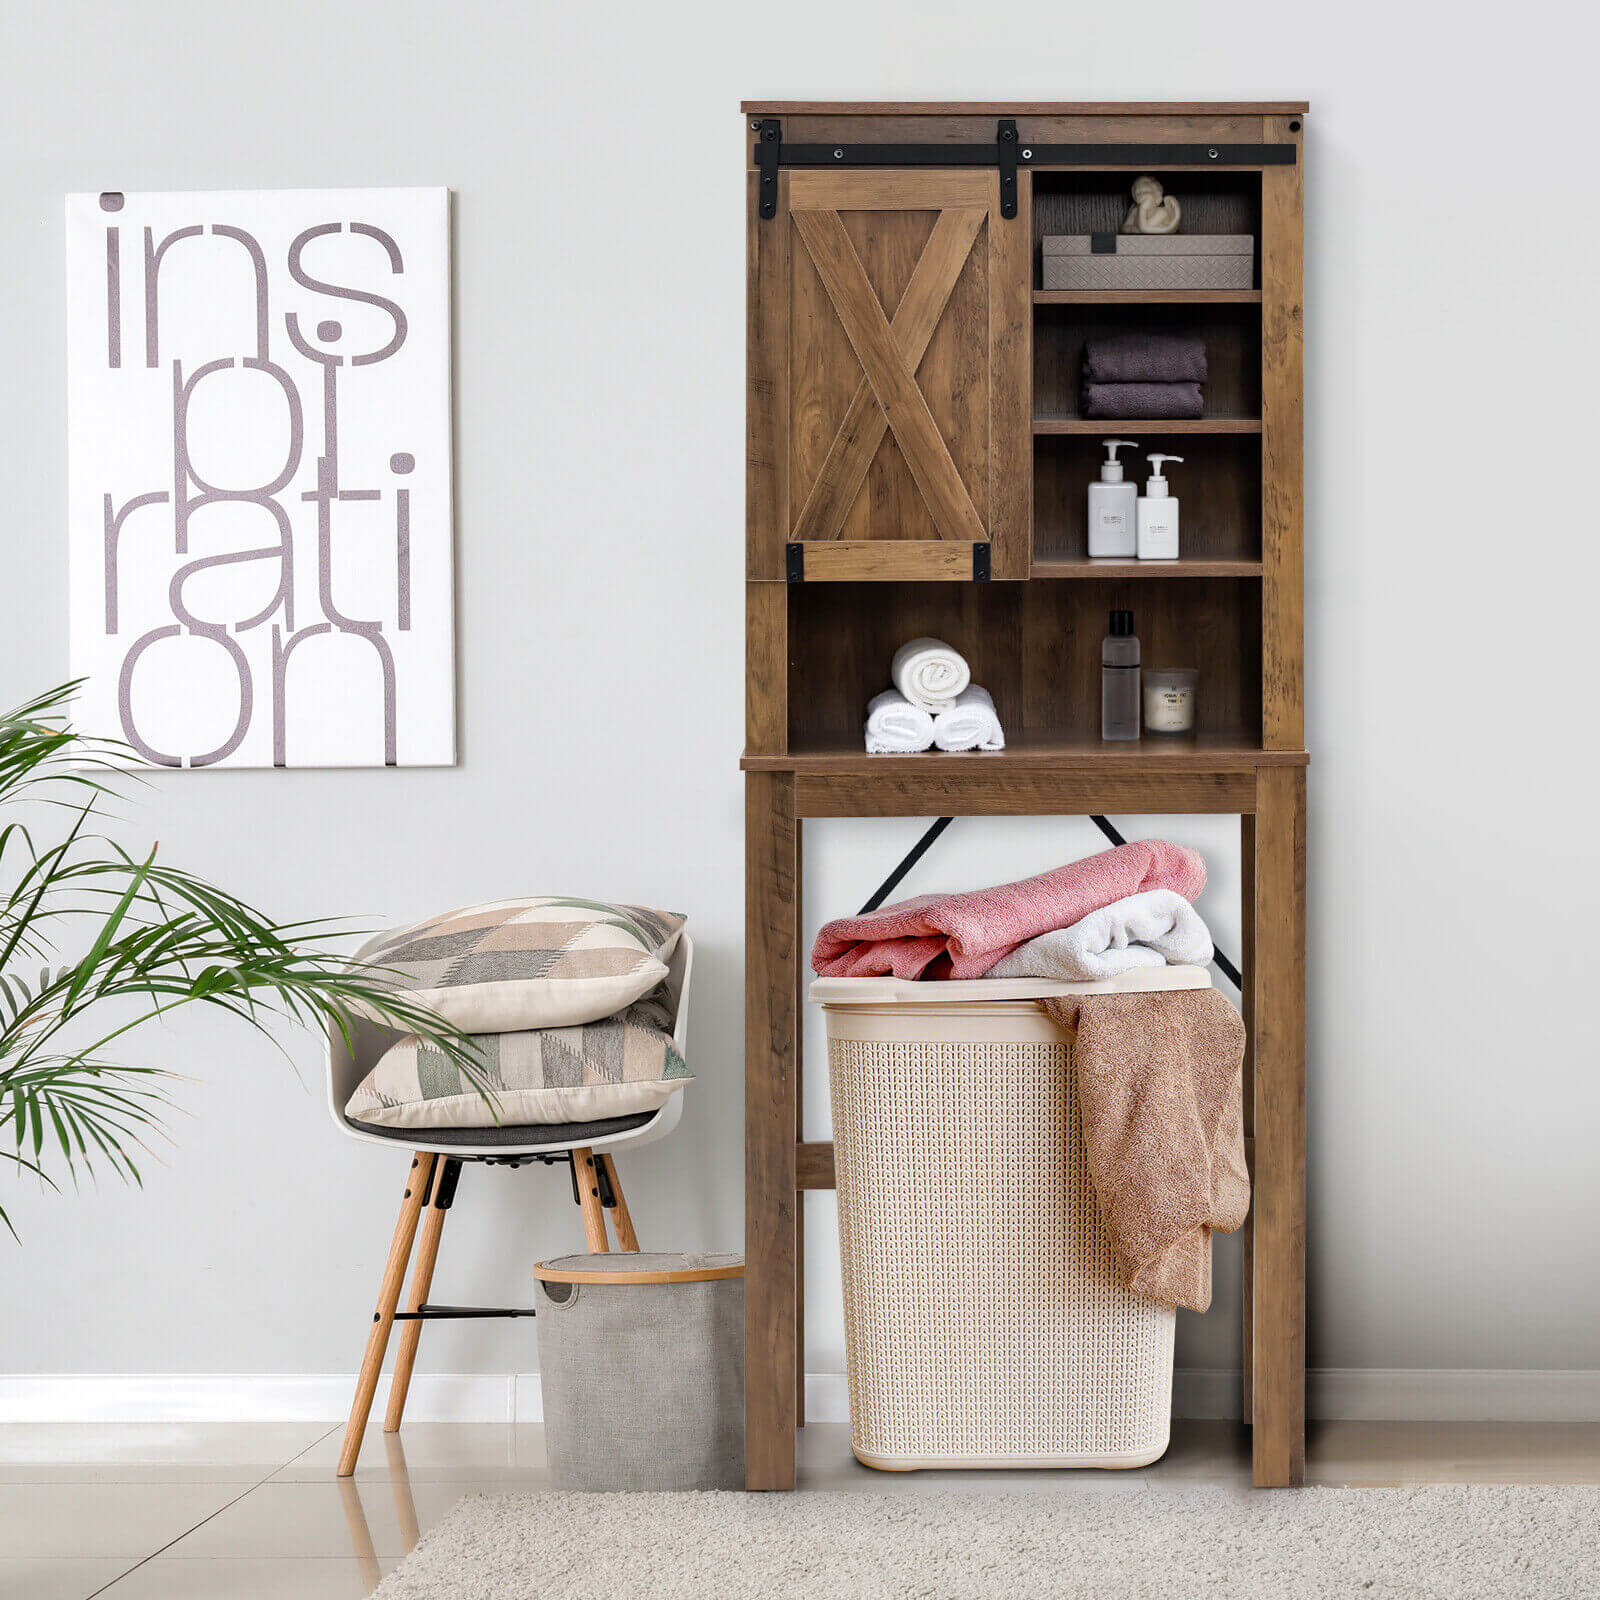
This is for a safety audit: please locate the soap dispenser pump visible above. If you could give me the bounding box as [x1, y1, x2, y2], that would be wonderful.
[1088, 439, 1139, 558]
[1136, 453, 1184, 561]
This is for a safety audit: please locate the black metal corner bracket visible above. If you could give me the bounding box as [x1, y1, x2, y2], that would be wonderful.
[785, 542, 804, 582]
[972, 542, 991, 581]
[756, 117, 782, 218]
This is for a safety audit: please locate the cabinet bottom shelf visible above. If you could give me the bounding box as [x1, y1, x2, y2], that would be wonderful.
[742, 728, 1305, 775]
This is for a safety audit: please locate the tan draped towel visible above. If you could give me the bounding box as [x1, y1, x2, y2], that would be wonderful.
[1039, 989, 1249, 1313]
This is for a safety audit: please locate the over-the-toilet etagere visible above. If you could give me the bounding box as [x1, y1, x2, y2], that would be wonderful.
[742, 102, 1307, 1488]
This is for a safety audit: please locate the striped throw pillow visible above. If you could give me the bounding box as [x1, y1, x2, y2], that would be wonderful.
[353, 898, 685, 1032]
[346, 989, 691, 1130]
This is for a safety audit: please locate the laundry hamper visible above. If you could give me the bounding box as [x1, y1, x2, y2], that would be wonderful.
[813, 968, 1211, 1471]
[532, 1252, 744, 1490]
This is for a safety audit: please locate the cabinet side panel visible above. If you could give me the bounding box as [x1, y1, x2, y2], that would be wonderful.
[1260, 115, 1304, 747]
[747, 581, 788, 754]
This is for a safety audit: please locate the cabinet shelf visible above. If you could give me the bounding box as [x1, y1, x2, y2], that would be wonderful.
[1030, 557, 1263, 579]
[1034, 289, 1262, 305]
[742, 730, 1307, 776]
[1034, 417, 1262, 435]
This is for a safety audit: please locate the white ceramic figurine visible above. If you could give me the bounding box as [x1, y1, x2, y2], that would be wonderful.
[1121, 175, 1181, 234]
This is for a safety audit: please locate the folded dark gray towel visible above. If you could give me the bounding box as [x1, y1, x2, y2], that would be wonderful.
[1083, 332, 1208, 385]
[1081, 380, 1205, 420]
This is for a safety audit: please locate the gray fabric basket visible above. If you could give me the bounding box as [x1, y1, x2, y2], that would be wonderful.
[1043, 234, 1254, 291]
[533, 1251, 744, 1491]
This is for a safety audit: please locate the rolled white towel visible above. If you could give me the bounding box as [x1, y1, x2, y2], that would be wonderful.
[986, 889, 1214, 981]
[931, 685, 1006, 752]
[891, 636, 971, 712]
[865, 689, 935, 755]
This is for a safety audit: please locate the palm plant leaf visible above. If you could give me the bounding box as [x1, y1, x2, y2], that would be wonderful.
[1, 683, 495, 1237]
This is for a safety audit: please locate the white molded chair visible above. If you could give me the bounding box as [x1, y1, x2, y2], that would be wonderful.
[327, 936, 693, 1475]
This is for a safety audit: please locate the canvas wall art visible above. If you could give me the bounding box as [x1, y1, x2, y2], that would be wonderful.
[66, 186, 454, 767]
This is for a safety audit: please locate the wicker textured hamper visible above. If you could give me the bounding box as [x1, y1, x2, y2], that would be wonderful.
[814, 969, 1211, 1470]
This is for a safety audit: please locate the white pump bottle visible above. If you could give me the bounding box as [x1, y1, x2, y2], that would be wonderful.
[1087, 440, 1138, 558]
[1136, 453, 1184, 560]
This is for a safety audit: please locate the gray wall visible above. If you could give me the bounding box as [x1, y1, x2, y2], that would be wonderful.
[3, 0, 1597, 1398]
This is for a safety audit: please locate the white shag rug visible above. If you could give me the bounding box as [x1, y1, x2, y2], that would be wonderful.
[372, 1486, 1600, 1599]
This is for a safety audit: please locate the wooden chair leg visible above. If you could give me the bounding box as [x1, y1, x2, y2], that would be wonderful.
[599, 1154, 640, 1251]
[339, 1152, 437, 1477]
[385, 1157, 458, 1433]
[570, 1147, 610, 1252]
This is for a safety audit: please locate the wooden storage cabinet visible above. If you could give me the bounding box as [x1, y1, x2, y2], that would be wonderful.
[744, 103, 1308, 1492]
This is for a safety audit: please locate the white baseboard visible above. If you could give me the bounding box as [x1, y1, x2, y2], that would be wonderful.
[3, 1369, 1598, 1426]
[0, 1373, 532, 1425]
[1306, 1368, 1600, 1424]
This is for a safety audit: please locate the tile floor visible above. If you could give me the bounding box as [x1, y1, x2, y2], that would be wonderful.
[2, 1418, 1597, 1599]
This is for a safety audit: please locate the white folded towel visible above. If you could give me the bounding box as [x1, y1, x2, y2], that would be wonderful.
[985, 890, 1214, 981]
[891, 637, 971, 712]
[865, 689, 935, 754]
[931, 685, 1006, 752]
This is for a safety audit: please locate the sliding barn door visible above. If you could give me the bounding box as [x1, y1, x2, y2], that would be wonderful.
[748, 169, 1030, 581]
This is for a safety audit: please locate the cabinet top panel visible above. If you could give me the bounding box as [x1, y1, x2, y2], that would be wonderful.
[741, 101, 1309, 116]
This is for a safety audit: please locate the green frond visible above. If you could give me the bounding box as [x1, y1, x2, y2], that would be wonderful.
[1, 682, 497, 1240]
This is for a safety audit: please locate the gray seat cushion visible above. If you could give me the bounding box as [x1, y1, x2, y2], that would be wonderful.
[345, 1111, 655, 1148]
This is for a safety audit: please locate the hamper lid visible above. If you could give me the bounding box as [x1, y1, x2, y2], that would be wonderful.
[533, 1251, 743, 1286]
[1042, 233, 1253, 256]
[809, 964, 1213, 1006]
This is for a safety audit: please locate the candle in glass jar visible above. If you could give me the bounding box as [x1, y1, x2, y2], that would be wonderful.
[1143, 668, 1197, 734]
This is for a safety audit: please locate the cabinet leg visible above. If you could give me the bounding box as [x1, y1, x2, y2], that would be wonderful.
[1240, 813, 1257, 1428]
[1250, 769, 1306, 1487]
[746, 772, 798, 1490]
[795, 818, 806, 1431]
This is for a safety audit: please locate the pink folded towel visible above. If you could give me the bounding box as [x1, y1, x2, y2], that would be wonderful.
[810, 841, 1207, 980]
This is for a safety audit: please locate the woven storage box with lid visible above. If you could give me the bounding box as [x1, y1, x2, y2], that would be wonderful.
[1043, 233, 1254, 290]
[813, 967, 1210, 1470]
[532, 1252, 743, 1489]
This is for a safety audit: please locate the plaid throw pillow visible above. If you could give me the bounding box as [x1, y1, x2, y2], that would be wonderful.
[345, 989, 692, 1130]
[353, 898, 685, 1032]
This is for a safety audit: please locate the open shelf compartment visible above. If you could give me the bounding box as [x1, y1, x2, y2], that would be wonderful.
[1033, 430, 1262, 569]
[1031, 170, 1263, 291]
[1035, 301, 1262, 424]
[786, 579, 1263, 757]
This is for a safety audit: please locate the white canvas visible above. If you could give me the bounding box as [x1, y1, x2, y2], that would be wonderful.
[66, 187, 454, 768]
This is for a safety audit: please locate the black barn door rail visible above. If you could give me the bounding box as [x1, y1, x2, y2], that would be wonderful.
[754, 115, 1296, 218]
